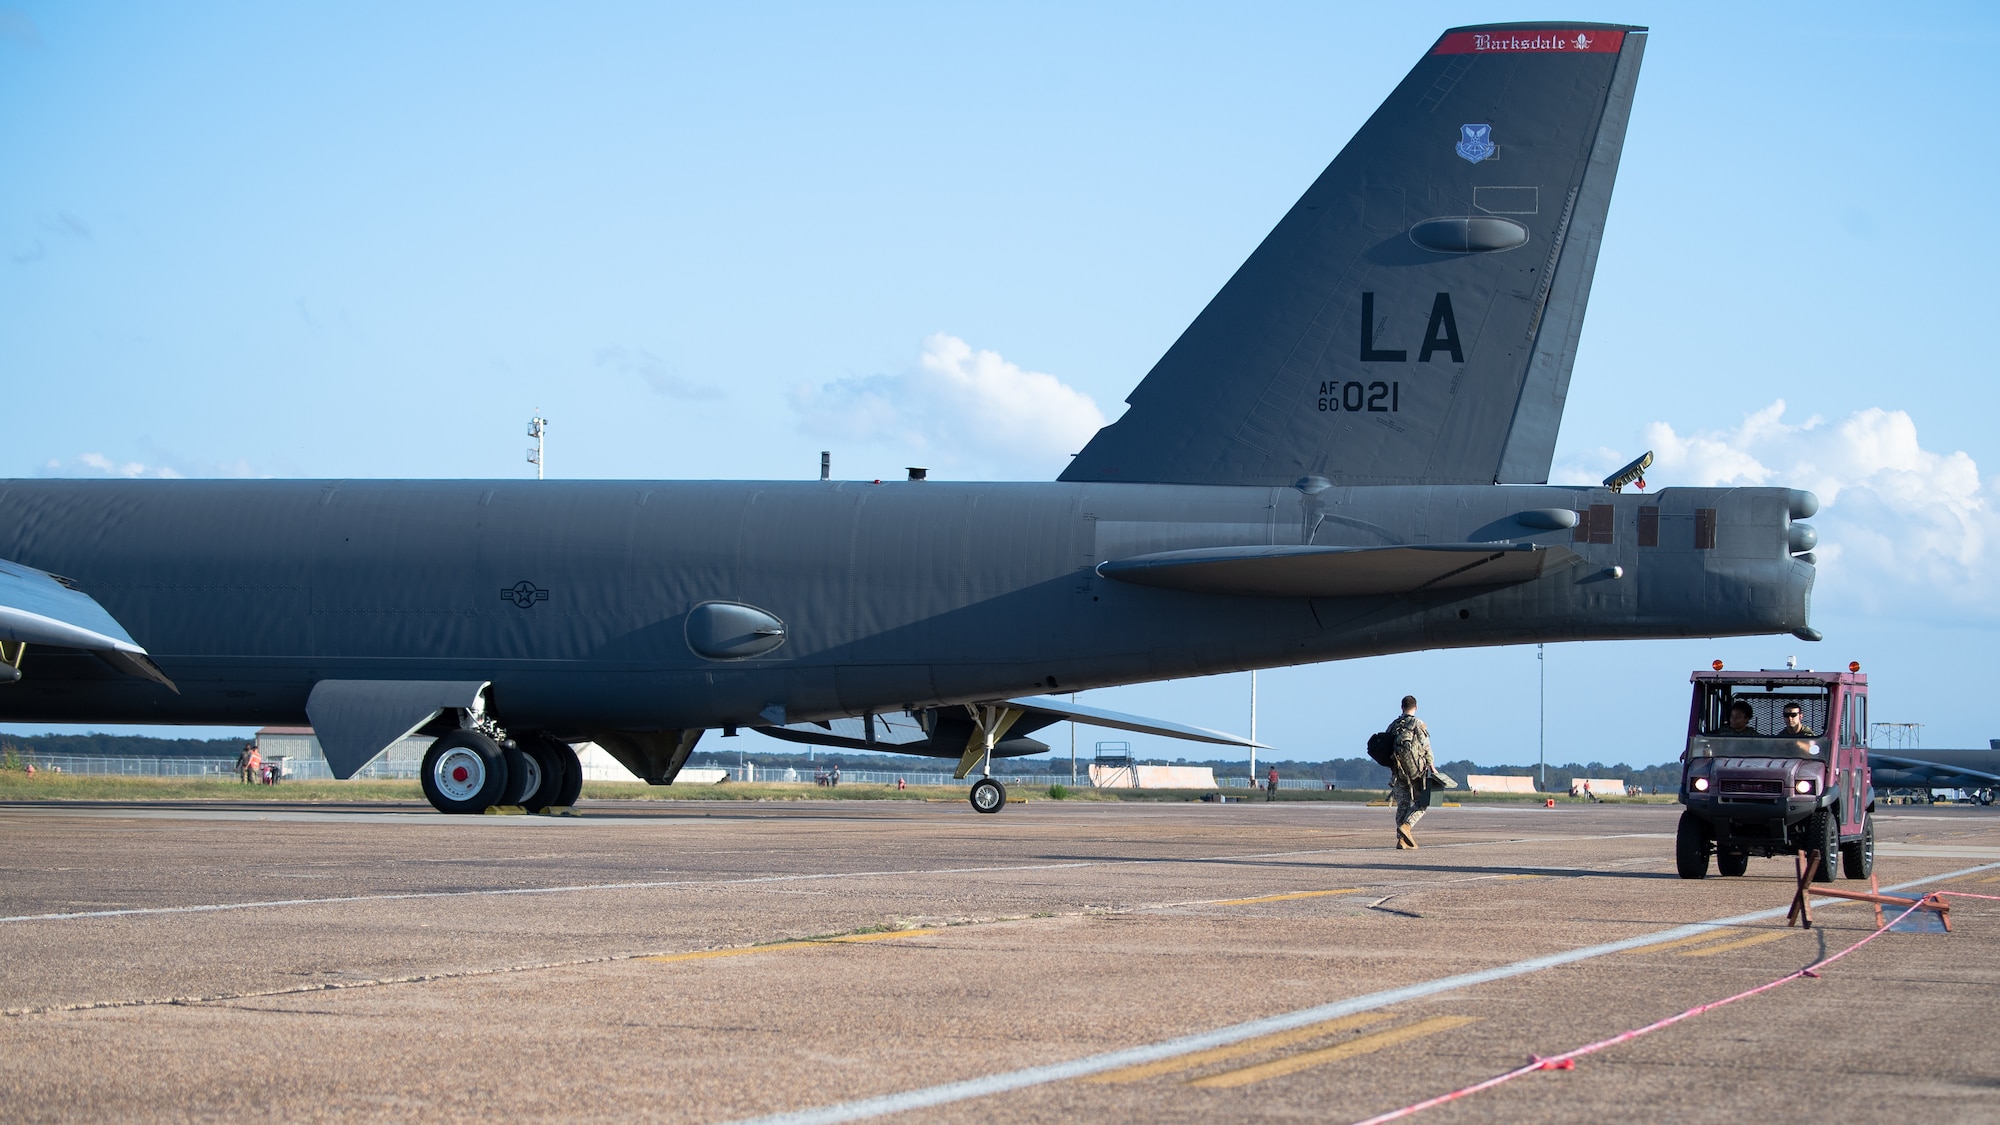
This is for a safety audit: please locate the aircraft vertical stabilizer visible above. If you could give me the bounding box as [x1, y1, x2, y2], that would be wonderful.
[1061, 23, 1646, 488]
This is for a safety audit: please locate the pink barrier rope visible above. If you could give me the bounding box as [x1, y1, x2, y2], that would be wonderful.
[1349, 893, 1947, 1125]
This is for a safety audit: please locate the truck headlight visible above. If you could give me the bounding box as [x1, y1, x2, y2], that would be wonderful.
[1692, 777, 1710, 792]
[1794, 779, 1814, 795]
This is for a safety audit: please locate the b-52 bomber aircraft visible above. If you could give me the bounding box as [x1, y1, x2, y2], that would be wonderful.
[0, 23, 1820, 815]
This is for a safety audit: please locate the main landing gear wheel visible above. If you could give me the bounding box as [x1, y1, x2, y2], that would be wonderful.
[969, 777, 1006, 814]
[1675, 810, 1710, 880]
[1842, 811, 1875, 879]
[1717, 848, 1749, 877]
[517, 733, 581, 810]
[421, 730, 507, 814]
[500, 741, 540, 808]
[515, 737, 561, 809]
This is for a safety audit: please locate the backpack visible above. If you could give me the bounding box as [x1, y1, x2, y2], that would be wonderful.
[1365, 729, 1396, 769]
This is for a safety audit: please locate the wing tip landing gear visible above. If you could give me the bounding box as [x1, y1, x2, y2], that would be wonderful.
[969, 777, 1007, 814]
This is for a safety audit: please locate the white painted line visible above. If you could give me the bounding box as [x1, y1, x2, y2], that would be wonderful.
[1875, 844, 2000, 859]
[722, 862, 2000, 1125]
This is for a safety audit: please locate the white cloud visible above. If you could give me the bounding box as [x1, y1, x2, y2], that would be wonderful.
[70, 452, 182, 479]
[1561, 401, 1999, 618]
[41, 452, 264, 479]
[790, 333, 1106, 479]
[596, 346, 723, 401]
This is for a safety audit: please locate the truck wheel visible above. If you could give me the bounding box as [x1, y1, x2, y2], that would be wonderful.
[1717, 848, 1749, 877]
[1810, 809, 1839, 882]
[1841, 812, 1875, 879]
[1675, 810, 1710, 880]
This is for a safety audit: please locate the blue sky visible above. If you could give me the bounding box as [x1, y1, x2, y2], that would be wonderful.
[4, 3, 1996, 766]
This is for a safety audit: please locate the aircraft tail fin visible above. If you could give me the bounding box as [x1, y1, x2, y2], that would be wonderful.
[1061, 23, 1646, 488]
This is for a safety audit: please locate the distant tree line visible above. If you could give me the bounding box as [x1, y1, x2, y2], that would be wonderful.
[0, 733, 248, 758]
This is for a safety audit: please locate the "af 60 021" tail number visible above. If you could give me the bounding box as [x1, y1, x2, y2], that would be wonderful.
[1318, 381, 1400, 412]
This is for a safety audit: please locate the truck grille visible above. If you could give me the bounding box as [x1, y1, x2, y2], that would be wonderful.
[1719, 778, 1783, 795]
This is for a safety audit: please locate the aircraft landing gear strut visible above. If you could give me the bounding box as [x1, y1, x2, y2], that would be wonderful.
[957, 703, 1022, 814]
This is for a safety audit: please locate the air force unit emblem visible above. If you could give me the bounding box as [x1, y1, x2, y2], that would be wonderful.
[1455, 123, 1495, 164]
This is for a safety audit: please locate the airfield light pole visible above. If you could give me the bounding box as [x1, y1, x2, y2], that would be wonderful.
[1538, 644, 1546, 790]
[1249, 670, 1258, 788]
[527, 412, 547, 479]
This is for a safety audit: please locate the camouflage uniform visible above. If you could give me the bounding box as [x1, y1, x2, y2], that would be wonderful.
[1387, 714, 1433, 840]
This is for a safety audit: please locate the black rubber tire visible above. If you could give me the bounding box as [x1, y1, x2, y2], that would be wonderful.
[541, 736, 583, 809]
[1842, 812, 1875, 879]
[1810, 809, 1839, 882]
[421, 730, 508, 814]
[516, 737, 563, 809]
[969, 777, 1007, 814]
[1675, 810, 1710, 880]
[499, 742, 539, 807]
[1717, 849, 1749, 877]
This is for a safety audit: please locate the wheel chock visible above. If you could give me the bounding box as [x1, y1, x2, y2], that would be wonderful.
[534, 806, 581, 817]
[482, 805, 528, 816]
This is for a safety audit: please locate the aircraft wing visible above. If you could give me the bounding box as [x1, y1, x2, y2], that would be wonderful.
[1868, 751, 2000, 787]
[754, 696, 1262, 756]
[0, 558, 176, 690]
[1096, 543, 1581, 598]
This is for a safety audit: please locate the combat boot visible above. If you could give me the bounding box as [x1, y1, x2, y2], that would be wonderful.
[1397, 824, 1417, 849]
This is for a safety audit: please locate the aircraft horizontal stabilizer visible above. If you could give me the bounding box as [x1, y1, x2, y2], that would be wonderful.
[1096, 543, 1579, 598]
[0, 558, 176, 691]
[1002, 694, 1264, 748]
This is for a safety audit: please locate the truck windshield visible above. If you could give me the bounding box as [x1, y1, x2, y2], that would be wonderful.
[1686, 735, 1828, 760]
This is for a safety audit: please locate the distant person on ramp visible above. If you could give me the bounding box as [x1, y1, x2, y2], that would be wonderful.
[1266, 766, 1279, 801]
[1387, 696, 1433, 849]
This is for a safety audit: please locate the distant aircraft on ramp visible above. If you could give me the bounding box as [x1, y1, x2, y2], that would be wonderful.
[0, 23, 1821, 815]
[1868, 749, 2000, 795]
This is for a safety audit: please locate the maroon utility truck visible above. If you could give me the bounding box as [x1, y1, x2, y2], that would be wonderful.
[1677, 665, 1875, 880]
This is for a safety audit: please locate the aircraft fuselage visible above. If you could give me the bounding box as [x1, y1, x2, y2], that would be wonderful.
[0, 478, 1813, 736]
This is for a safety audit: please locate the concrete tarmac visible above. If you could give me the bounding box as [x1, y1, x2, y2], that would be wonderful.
[0, 797, 1994, 1122]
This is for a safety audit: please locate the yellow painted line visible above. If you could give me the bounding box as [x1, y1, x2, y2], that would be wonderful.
[820, 929, 941, 944]
[1211, 889, 1362, 907]
[1085, 1013, 1391, 1084]
[1679, 930, 1794, 958]
[1189, 1016, 1479, 1088]
[642, 929, 938, 964]
[1626, 928, 1744, 955]
[1975, 874, 2000, 884]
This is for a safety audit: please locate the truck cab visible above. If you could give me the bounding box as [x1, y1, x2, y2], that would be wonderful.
[1677, 665, 1875, 880]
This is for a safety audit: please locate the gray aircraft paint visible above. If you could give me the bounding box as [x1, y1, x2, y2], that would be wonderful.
[1063, 24, 1643, 489]
[1869, 750, 2000, 791]
[0, 23, 1822, 783]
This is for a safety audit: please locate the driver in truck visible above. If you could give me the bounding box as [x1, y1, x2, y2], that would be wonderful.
[1725, 700, 1757, 735]
[1778, 704, 1815, 737]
